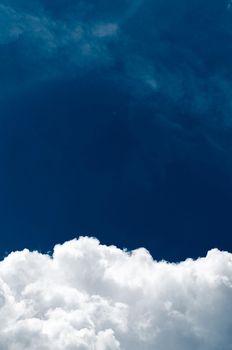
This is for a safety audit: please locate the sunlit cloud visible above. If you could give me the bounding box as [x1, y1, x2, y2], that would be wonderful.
[0, 237, 231, 349]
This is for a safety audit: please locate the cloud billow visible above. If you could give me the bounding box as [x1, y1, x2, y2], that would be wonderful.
[0, 236, 231, 349]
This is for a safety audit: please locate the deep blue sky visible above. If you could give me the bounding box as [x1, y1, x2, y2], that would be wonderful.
[1, 0, 232, 260]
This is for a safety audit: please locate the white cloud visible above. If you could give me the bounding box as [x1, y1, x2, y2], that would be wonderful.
[0, 237, 231, 349]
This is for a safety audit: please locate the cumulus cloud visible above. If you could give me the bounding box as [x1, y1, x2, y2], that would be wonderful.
[0, 236, 231, 349]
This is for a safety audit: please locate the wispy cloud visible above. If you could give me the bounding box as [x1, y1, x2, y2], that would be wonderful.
[0, 3, 119, 92]
[1, 0, 232, 135]
[120, 0, 146, 23]
[92, 23, 118, 38]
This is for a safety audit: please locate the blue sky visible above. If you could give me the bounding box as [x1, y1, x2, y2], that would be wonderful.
[1, 0, 232, 260]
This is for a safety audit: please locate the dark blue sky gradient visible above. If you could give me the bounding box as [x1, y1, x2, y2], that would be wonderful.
[1, 0, 232, 260]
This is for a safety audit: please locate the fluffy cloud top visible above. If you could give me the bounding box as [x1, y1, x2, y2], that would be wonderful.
[0, 236, 231, 349]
